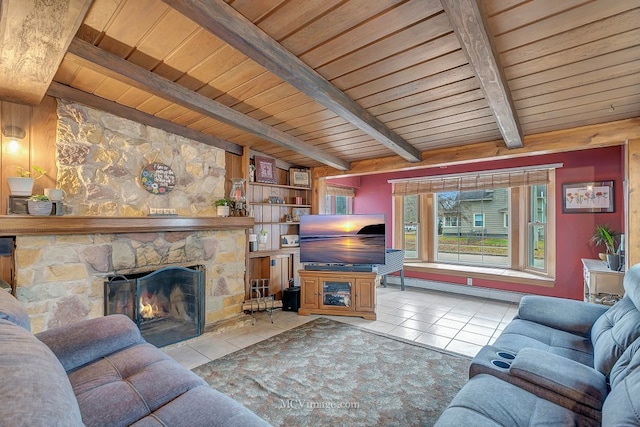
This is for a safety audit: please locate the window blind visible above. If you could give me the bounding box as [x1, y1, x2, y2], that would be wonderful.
[391, 165, 558, 196]
[326, 185, 355, 197]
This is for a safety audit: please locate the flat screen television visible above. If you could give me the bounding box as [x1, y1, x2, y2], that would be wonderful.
[299, 214, 386, 265]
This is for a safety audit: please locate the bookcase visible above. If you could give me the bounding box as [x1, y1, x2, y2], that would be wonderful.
[246, 181, 311, 300]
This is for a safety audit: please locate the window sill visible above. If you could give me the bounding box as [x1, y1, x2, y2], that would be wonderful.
[403, 262, 555, 288]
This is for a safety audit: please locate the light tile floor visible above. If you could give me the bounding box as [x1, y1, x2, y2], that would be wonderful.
[164, 286, 520, 369]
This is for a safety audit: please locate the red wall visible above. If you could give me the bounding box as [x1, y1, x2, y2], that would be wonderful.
[328, 146, 624, 300]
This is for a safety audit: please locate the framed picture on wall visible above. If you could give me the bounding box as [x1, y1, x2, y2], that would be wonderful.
[562, 181, 614, 213]
[289, 168, 310, 188]
[255, 156, 277, 184]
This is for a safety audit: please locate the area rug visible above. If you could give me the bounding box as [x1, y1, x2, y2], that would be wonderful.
[192, 317, 470, 426]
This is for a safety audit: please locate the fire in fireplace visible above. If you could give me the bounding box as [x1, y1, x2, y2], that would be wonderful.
[104, 265, 204, 347]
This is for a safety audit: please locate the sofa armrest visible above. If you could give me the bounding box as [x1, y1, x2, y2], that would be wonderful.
[36, 314, 144, 372]
[516, 295, 608, 337]
[509, 348, 608, 410]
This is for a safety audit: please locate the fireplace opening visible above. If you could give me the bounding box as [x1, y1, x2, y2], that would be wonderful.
[104, 265, 205, 347]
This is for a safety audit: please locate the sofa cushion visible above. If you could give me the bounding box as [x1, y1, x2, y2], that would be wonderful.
[130, 385, 272, 427]
[515, 295, 607, 337]
[0, 289, 30, 330]
[0, 319, 83, 426]
[590, 295, 640, 376]
[36, 314, 144, 372]
[508, 348, 607, 411]
[69, 342, 203, 426]
[434, 374, 598, 427]
[68, 341, 269, 427]
[601, 341, 640, 426]
[609, 337, 640, 390]
[493, 319, 594, 366]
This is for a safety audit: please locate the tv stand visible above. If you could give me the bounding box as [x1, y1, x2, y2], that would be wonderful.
[298, 270, 376, 320]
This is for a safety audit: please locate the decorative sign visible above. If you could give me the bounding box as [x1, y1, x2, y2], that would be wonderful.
[141, 162, 175, 195]
[289, 167, 310, 188]
[255, 156, 277, 184]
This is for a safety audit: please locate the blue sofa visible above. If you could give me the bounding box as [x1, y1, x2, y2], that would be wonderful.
[436, 264, 640, 426]
[0, 289, 270, 426]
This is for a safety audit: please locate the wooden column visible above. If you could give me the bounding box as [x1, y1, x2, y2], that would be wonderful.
[627, 139, 640, 266]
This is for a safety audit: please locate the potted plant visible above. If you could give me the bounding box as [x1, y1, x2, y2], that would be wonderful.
[214, 198, 233, 217]
[27, 194, 53, 216]
[7, 166, 47, 196]
[590, 224, 621, 270]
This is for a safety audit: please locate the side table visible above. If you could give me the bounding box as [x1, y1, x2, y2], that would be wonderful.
[581, 258, 624, 303]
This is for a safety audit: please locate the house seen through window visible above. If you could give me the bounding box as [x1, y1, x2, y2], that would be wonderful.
[393, 166, 554, 277]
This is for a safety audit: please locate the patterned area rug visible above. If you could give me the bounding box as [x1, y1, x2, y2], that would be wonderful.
[193, 317, 470, 426]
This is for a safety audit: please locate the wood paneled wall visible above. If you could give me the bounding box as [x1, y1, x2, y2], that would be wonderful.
[0, 97, 58, 214]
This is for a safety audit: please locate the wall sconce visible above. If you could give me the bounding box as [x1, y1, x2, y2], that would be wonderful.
[2, 125, 26, 140]
[2, 125, 26, 154]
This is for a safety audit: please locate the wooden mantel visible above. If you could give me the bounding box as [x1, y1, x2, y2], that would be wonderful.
[0, 216, 254, 236]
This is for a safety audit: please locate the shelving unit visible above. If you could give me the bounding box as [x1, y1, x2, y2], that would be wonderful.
[245, 180, 311, 302]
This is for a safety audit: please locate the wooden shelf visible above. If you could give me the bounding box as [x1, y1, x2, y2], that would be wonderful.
[250, 203, 311, 207]
[249, 182, 311, 191]
[0, 215, 254, 236]
[248, 248, 299, 258]
[254, 221, 300, 225]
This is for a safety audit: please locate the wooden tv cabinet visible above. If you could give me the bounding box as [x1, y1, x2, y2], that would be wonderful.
[298, 270, 376, 320]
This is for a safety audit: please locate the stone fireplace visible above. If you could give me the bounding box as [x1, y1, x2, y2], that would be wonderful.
[5, 99, 255, 335]
[5, 98, 254, 335]
[105, 265, 205, 347]
[12, 221, 250, 335]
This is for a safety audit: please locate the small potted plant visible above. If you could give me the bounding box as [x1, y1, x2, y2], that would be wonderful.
[214, 198, 233, 217]
[27, 194, 53, 216]
[590, 224, 621, 270]
[7, 166, 47, 196]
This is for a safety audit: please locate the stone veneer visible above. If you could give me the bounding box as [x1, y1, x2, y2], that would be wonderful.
[16, 230, 245, 334]
[56, 99, 226, 216]
[14, 100, 248, 334]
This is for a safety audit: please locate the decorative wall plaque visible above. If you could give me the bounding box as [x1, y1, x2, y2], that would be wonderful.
[141, 162, 175, 195]
[255, 156, 277, 184]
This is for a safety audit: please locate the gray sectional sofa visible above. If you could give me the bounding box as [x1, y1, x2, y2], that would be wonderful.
[0, 289, 270, 426]
[436, 263, 640, 426]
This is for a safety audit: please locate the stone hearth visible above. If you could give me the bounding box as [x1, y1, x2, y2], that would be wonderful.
[15, 229, 246, 334]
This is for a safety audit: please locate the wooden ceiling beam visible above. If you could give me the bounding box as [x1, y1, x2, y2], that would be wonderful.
[47, 82, 244, 155]
[314, 118, 640, 178]
[0, 0, 93, 105]
[440, 0, 523, 148]
[65, 38, 350, 171]
[162, 0, 422, 163]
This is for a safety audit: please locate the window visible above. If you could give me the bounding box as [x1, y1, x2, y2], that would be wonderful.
[323, 186, 354, 214]
[391, 165, 556, 278]
[403, 195, 419, 258]
[528, 185, 547, 271]
[444, 216, 459, 227]
[435, 189, 508, 267]
[474, 213, 484, 227]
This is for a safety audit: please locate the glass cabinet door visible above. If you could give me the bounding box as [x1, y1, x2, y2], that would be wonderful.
[322, 281, 352, 307]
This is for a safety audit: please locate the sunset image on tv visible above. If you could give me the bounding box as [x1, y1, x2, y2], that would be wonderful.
[300, 214, 386, 264]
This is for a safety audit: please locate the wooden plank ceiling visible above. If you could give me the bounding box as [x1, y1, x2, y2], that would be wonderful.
[2, 0, 639, 172]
